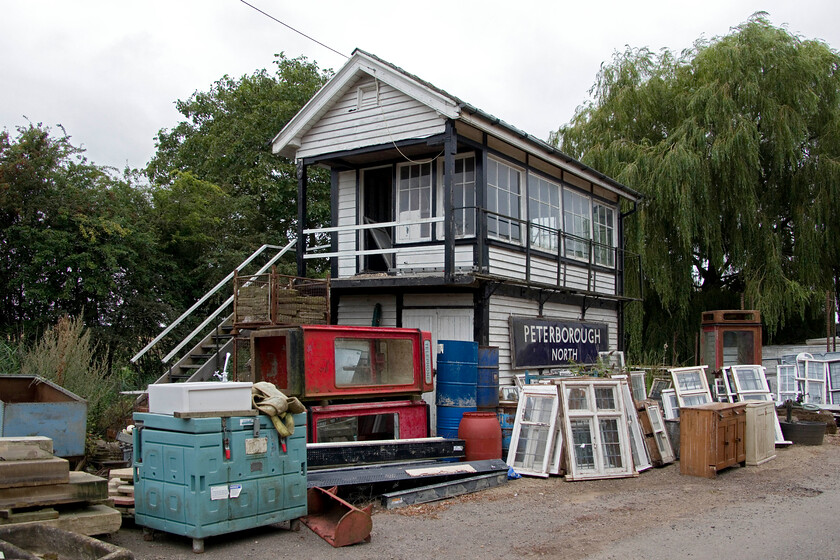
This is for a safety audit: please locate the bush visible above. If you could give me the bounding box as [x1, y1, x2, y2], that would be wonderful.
[19, 315, 118, 436]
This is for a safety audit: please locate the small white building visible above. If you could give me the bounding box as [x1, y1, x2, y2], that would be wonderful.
[272, 49, 642, 389]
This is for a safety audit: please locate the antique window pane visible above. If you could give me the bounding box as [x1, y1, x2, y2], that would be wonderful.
[599, 418, 623, 469]
[570, 419, 596, 470]
[594, 386, 617, 410]
[528, 174, 561, 252]
[563, 188, 590, 259]
[592, 203, 615, 267]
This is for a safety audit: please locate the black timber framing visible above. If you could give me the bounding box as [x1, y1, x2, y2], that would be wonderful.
[444, 120, 456, 282]
[330, 167, 340, 280]
[296, 160, 307, 278]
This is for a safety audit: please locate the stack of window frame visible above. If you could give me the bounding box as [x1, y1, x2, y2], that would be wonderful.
[506, 378, 643, 479]
[720, 365, 790, 445]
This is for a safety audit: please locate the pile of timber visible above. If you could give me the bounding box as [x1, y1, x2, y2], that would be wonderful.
[274, 290, 328, 325]
[107, 468, 135, 517]
[0, 436, 121, 536]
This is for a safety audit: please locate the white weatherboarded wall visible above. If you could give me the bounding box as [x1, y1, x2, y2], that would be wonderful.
[336, 170, 357, 278]
[297, 76, 446, 160]
[336, 295, 397, 327]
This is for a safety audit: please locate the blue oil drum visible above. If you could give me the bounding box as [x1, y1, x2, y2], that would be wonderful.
[437, 403, 477, 439]
[477, 346, 500, 410]
[436, 340, 478, 438]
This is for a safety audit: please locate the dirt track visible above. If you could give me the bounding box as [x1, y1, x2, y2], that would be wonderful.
[105, 433, 840, 559]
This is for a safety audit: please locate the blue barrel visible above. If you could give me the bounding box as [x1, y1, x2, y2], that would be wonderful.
[498, 403, 517, 459]
[436, 340, 478, 438]
[477, 346, 500, 410]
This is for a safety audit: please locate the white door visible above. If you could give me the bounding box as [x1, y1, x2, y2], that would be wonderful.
[403, 307, 474, 434]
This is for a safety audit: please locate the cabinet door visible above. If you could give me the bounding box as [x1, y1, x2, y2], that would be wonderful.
[715, 416, 737, 469]
[735, 413, 747, 463]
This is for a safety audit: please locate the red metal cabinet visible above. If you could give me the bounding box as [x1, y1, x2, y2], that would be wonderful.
[307, 400, 429, 443]
[251, 325, 433, 401]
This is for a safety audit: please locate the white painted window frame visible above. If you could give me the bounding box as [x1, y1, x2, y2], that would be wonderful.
[645, 402, 675, 464]
[486, 156, 524, 244]
[527, 173, 562, 253]
[506, 385, 559, 477]
[776, 364, 800, 404]
[669, 365, 713, 407]
[629, 371, 647, 403]
[723, 365, 790, 445]
[435, 152, 476, 240]
[661, 388, 679, 420]
[612, 375, 652, 471]
[592, 202, 616, 267]
[562, 187, 591, 261]
[796, 353, 827, 405]
[827, 359, 840, 405]
[395, 161, 433, 243]
[559, 379, 636, 481]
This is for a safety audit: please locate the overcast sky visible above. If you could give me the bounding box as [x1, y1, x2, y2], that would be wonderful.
[3, 1, 839, 172]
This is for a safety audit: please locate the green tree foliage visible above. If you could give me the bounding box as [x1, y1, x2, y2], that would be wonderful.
[551, 14, 840, 361]
[147, 53, 333, 281]
[0, 125, 170, 366]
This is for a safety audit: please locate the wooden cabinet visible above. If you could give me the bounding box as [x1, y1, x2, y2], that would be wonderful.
[745, 401, 776, 466]
[680, 402, 746, 478]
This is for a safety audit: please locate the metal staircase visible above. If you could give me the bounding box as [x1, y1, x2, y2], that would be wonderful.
[131, 241, 297, 391]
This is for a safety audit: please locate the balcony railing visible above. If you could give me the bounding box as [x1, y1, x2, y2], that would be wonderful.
[302, 208, 642, 300]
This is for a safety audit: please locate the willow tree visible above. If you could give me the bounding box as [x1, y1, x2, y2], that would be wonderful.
[552, 14, 840, 361]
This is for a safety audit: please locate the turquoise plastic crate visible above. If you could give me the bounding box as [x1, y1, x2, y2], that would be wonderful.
[133, 412, 307, 542]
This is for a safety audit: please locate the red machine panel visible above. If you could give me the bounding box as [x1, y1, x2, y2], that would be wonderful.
[251, 325, 433, 401]
[307, 400, 429, 443]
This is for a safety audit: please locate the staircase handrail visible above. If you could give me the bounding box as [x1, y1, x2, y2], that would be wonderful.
[130, 240, 297, 364]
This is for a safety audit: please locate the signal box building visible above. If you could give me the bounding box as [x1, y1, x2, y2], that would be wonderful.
[272, 49, 642, 389]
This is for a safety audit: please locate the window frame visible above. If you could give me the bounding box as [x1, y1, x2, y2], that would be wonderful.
[612, 375, 652, 472]
[592, 202, 616, 267]
[562, 187, 591, 260]
[527, 172, 562, 253]
[506, 384, 559, 477]
[395, 161, 433, 243]
[486, 156, 524, 244]
[776, 364, 800, 404]
[669, 366, 713, 408]
[436, 152, 477, 239]
[644, 402, 675, 464]
[661, 389, 679, 420]
[559, 379, 637, 481]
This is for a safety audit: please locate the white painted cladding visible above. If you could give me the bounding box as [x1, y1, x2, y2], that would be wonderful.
[337, 170, 356, 277]
[394, 245, 474, 273]
[489, 295, 618, 386]
[488, 246, 617, 295]
[336, 295, 397, 327]
[297, 76, 446, 160]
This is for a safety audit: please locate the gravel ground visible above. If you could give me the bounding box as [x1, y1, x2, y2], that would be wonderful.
[105, 433, 840, 559]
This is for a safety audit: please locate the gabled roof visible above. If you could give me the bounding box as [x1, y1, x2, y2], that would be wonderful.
[272, 49, 641, 201]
